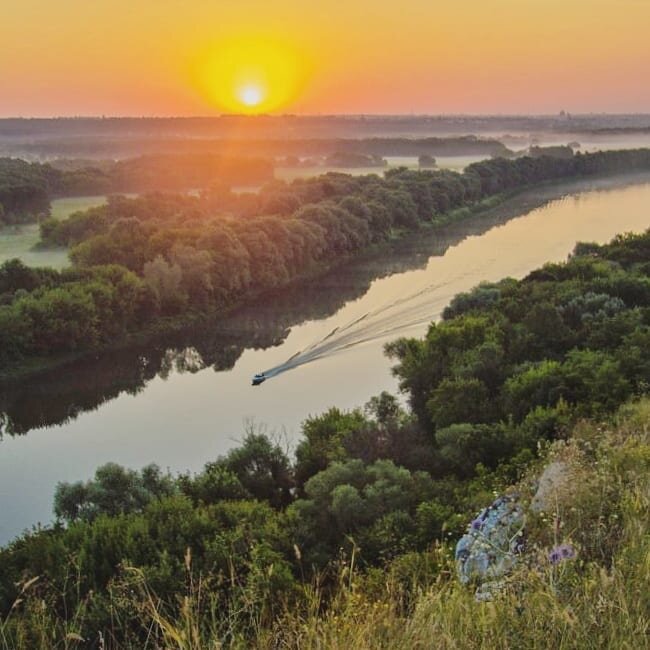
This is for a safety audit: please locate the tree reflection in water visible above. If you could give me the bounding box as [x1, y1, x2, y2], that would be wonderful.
[0, 176, 635, 437]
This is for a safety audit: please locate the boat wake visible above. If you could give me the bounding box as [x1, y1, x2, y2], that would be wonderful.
[255, 271, 474, 383]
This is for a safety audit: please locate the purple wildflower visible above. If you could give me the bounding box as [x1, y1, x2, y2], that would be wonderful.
[559, 543, 576, 560]
[549, 543, 576, 565]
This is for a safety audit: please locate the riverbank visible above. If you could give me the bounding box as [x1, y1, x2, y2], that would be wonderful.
[3, 169, 650, 385]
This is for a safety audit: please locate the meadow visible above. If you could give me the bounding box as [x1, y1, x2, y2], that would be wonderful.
[0, 196, 106, 269]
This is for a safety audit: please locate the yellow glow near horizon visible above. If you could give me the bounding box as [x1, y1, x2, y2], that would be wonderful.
[198, 37, 307, 114]
[2, 1, 650, 115]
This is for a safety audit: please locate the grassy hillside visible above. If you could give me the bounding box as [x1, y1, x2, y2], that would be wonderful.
[256, 401, 649, 649]
[1, 400, 647, 648]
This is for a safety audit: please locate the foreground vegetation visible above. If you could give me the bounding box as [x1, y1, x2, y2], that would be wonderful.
[263, 403, 649, 650]
[3, 148, 650, 377]
[1, 228, 649, 647]
[1, 399, 648, 649]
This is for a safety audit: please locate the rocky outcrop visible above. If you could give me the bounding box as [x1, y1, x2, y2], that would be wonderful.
[455, 494, 525, 600]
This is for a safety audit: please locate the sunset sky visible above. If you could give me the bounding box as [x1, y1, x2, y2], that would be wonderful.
[2, 0, 649, 117]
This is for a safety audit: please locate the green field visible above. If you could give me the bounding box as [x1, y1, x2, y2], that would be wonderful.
[0, 195, 107, 269]
[49, 195, 107, 220]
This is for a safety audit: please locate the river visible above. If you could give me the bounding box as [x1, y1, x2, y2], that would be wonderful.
[1, 174, 650, 544]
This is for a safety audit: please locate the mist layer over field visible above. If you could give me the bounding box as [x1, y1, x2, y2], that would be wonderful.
[0, 196, 106, 269]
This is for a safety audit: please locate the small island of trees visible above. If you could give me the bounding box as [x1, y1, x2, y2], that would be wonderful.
[418, 154, 437, 168]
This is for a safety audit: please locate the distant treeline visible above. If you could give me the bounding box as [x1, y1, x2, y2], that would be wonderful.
[0, 154, 274, 224]
[322, 151, 388, 168]
[0, 133, 512, 161]
[2, 148, 650, 370]
[528, 145, 575, 159]
[233, 136, 511, 158]
[2, 114, 649, 142]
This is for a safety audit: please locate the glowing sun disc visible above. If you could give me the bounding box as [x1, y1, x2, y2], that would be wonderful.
[239, 85, 263, 107]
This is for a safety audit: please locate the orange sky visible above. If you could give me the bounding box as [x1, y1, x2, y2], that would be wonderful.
[1, 0, 649, 116]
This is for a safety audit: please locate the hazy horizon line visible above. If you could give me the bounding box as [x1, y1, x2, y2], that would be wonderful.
[3, 112, 650, 121]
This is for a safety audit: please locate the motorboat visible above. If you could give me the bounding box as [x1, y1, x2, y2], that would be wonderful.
[251, 372, 266, 386]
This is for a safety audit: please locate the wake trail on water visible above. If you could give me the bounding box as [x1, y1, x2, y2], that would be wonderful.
[257, 268, 477, 382]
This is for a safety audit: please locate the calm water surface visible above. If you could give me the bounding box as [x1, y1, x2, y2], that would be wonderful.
[1, 176, 650, 543]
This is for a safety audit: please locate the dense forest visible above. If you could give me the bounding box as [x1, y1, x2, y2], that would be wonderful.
[1, 228, 649, 646]
[2, 148, 650, 374]
[0, 154, 273, 224]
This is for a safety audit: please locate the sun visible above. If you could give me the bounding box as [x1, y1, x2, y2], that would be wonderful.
[239, 85, 264, 108]
[197, 36, 308, 114]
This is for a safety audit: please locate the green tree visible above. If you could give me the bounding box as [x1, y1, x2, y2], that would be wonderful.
[427, 377, 492, 429]
[295, 408, 368, 488]
[143, 254, 186, 312]
[54, 462, 176, 523]
[219, 433, 294, 508]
